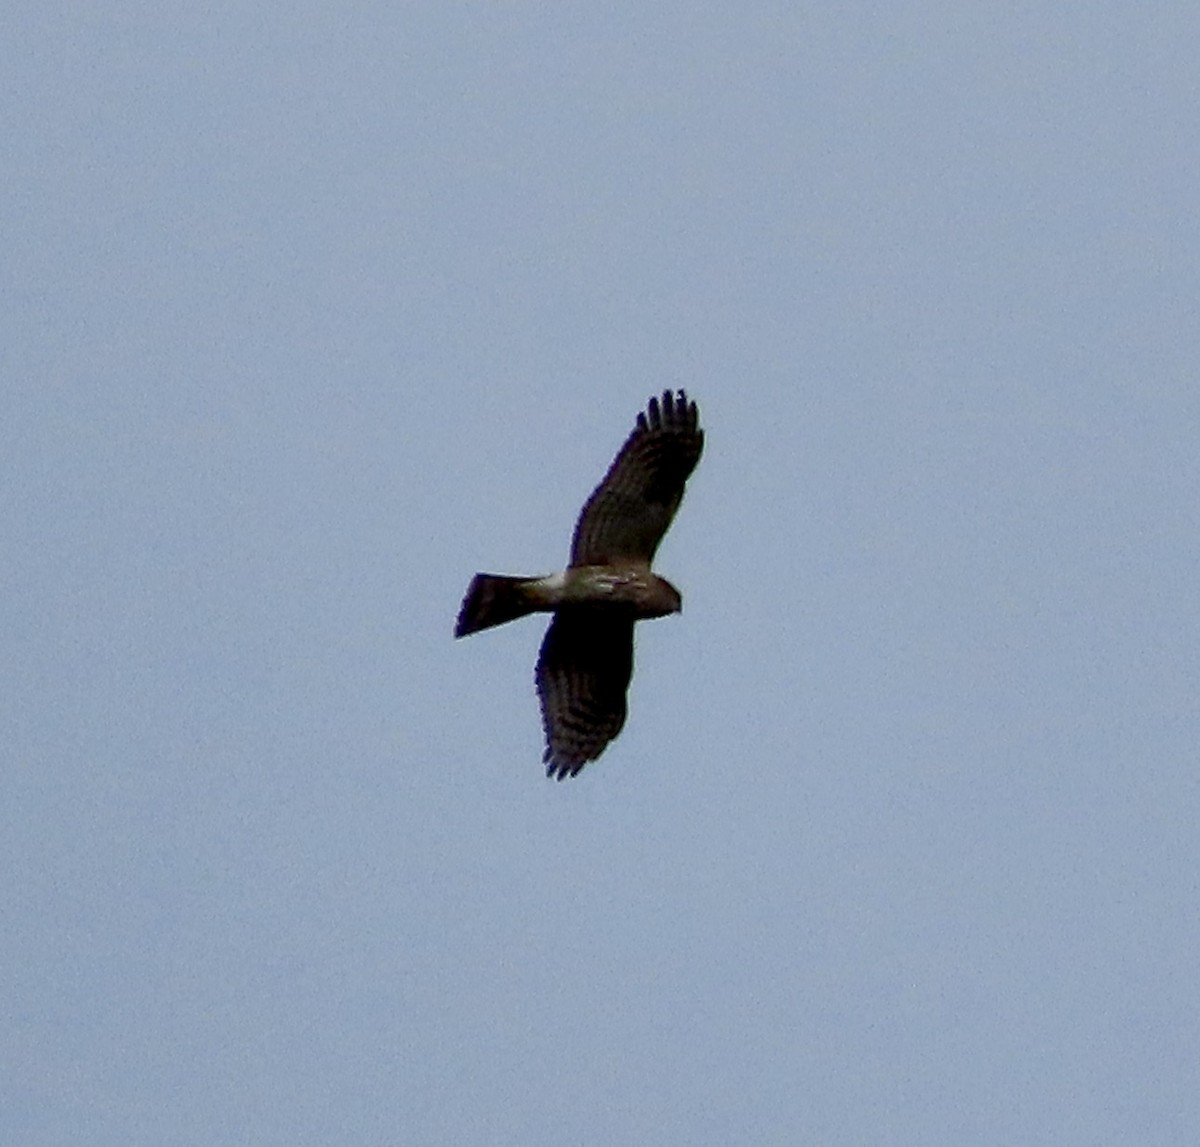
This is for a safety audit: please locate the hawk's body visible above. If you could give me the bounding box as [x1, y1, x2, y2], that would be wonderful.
[455, 391, 703, 778]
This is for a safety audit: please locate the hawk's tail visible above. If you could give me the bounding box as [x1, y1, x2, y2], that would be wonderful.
[455, 573, 540, 638]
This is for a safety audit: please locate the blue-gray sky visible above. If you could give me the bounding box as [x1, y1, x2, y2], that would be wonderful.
[5, 5, 1199, 1144]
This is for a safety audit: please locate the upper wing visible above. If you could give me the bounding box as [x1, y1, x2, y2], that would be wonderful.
[536, 611, 635, 779]
[570, 390, 704, 566]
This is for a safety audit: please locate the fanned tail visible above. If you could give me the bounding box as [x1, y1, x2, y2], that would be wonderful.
[454, 573, 539, 637]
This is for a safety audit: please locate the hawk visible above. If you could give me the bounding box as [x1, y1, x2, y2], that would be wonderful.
[455, 391, 704, 779]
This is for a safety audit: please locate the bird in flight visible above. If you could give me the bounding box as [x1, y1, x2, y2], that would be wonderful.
[455, 391, 704, 779]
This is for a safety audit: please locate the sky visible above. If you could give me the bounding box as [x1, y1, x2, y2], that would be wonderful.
[4, 4, 1199, 1144]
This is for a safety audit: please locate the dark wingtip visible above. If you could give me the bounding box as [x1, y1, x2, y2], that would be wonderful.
[544, 752, 586, 780]
[453, 602, 470, 639]
[636, 389, 700, 438]
[453, 575, 479, 638]
[647, 393, 662, 430]
[652, 389, 698, 429]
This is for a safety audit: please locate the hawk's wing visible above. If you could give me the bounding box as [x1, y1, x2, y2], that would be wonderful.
[536, 611, 635, 779]
[570, 390, 704, 566]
